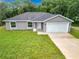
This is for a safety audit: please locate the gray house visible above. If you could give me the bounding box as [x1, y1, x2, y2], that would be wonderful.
[3, 12, 73, 32]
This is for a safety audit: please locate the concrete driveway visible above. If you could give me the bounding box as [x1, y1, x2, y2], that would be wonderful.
[48, 33, 79, 59]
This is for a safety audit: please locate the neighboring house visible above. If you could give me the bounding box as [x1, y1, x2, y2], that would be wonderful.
[3, 12, 74, 32]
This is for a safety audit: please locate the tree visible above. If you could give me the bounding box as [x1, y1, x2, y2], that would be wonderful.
[50, 0, 68, 16]
[0, 2, 7, 25]
[67, 1, 79, 21]
[38, 5, 47, 12]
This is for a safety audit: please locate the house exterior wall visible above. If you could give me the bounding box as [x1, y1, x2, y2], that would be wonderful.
[5, 21, 27, 30]
[5, 21, 45, 31]
[5, 22, 10, 30]
[16, 21, 27, 30]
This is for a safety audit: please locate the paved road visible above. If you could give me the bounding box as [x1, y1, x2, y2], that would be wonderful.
[48, 33, 79, 59]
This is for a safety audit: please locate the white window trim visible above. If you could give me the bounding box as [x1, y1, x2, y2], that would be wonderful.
[27, 22, 33, 29]
[10, 22, 16, 29]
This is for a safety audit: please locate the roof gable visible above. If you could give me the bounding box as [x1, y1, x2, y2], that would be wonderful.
[44, 15, 74, 22]
[46, 16, 68, 22]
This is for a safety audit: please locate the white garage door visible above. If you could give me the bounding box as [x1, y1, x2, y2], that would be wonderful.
[46, 22, 69, 32]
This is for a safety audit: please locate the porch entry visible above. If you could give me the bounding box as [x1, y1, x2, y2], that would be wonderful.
[33, 22, 44, 32]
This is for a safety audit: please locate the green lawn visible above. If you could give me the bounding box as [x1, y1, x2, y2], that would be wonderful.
[70, 27, 79, 39]
[0, 27, 65, 59]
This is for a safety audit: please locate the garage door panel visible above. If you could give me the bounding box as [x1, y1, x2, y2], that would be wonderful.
[46, 22, 68, 32]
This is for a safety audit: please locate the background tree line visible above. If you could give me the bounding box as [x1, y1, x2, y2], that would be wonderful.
[0, 0, 79, 26]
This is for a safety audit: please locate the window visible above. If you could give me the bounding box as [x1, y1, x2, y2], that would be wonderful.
[11, 22, 16, 27]
[28, 22, 32, 27]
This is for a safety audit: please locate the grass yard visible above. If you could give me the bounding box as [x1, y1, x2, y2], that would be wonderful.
[70, 27, 79, 39]
[0, 26, 65, 59]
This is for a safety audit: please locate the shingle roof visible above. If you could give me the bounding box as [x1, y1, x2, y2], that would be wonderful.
[5, 12, 56, 21]
[4, 12, 73, 22]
